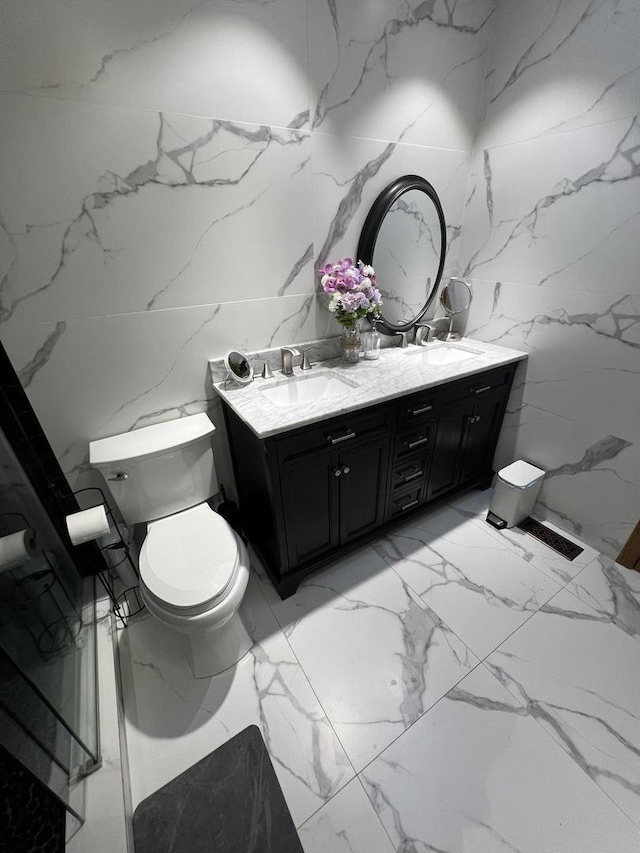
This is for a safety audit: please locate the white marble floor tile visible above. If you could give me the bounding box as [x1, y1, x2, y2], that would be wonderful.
[361, 665, 640, 852]
[486, 588, 640, 829]
[569, 555, 640, 645]
[298, 778, 395, 853]
[262, 546, 477, 772]
[118, 575, 353, 827]
[450, 488, 600, 585]
[373, 504, 560, 659]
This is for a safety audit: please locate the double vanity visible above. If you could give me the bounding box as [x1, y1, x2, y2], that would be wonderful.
[214, 339, 527, 598]
[213, 173, 528, 597]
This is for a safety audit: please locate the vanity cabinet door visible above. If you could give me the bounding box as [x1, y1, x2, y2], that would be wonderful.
[280, 435, 390, 568]
[280, 450, 340, 568]
[428, 379, 512, 500]
[459, 386, 506, 486]
[339, 436, 389, 545]
[428, 398, 472, 500]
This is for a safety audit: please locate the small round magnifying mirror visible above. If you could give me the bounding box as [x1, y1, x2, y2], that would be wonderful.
[440, 278, 472, 341]
[224, 350, 254, 385]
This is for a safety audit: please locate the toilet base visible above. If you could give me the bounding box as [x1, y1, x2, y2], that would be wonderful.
[184, 610, 253, 678]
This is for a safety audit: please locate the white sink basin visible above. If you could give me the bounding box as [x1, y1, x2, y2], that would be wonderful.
[404, 342, 483, 365]
[258, 372, 357, 408]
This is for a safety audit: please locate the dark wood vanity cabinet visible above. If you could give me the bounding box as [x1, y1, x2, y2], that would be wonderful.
[223, 363, 516, 598]
[280, 433, 390, 567]
[429, 369, 513, 501]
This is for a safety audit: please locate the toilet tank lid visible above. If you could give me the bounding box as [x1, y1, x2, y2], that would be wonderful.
[89, 414, 215, 467]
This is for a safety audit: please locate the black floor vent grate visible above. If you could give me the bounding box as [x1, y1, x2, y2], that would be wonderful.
[517, 517, 584, 561]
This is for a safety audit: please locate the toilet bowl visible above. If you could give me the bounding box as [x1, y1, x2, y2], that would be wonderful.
[138, 503, 252, 677]
[89, 413, 253, 678]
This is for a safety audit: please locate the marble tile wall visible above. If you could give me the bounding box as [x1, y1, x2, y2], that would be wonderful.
[459, 0, 640, 557]
[0, 0, 495, 485]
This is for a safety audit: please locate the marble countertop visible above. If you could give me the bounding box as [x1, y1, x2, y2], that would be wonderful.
[213, 339, 528, 439]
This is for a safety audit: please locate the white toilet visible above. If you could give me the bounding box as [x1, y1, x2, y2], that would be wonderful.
[89, 413, 252, 678]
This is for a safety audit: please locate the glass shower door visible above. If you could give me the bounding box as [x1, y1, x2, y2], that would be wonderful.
[0, 424, 99, 827]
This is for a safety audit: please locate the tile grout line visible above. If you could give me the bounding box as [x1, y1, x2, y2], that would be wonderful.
[248, 566, 361, 829]
[374, 510, 563, 664]
[477, 656, 640, 833]
[250, 549, 481, 839]
[249, 509, 640, 841]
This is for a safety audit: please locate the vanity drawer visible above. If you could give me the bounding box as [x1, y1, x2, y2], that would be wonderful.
[277, 406, 391, 463]
[396, 392, 436, 427]
[388, 485, 423, 518]
[390, 458, 428, 493]
[394, 423, 432, 461]
[438, 367, 513, 407]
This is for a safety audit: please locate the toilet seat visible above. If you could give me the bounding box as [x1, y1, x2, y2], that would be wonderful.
[139, 503, 240, 612]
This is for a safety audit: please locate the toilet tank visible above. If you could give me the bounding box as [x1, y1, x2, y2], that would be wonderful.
[89, 414, 218, 525]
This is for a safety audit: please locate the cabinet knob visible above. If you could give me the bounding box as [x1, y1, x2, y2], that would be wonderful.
[331, 467, 342, 477]
[342, 466, 350, 475]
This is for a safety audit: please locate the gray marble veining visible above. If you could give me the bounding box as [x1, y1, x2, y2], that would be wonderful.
[480, 0, 640, 148]
[309, 0, 495, 150]
[212, 338, 527, 438]
[486, 587, 640, 828]
[119, 577, 353, 828]
[570, 554, 640, 644]
[361, 663, 640, 852]
[255, 546, 477, 772]
[373, 503, 561, 658]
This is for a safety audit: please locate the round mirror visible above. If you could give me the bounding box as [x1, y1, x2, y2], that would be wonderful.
[224, 350, 254, 385]
[357, 175, 446, 334]
[440, 278, 472, 341]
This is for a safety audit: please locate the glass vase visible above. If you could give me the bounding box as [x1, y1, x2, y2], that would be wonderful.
[340, 323, 361, 364]
[362, 321, 380, 360]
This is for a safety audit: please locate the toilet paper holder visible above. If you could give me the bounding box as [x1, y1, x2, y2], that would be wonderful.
[72, 487, 144, 627]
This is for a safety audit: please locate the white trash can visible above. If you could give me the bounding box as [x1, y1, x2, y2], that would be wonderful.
[487, 460, 545, 529]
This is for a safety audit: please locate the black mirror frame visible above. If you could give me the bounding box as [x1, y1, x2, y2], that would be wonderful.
[357, 174, 447, 335]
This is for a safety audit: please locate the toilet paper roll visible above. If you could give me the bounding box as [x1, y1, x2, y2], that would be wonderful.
[0, 529, 38, 572]
[66, 505, 111, 546]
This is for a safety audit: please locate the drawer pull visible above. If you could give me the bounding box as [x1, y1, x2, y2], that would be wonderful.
[398, 498, 419, 512]
[405, 436, 429, 449]
[402, 469, 423, 483]
[471, 384, 491, 395]
[408, 403, 432, 416]
[327, 428, 356, 445]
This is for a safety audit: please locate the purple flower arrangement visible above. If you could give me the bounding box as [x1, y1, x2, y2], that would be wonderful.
[319, 258, 383, 329]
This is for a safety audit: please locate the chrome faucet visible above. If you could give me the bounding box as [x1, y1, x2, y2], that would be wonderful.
[280, 346, 301, 376]
[415, 322, 437, 346]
